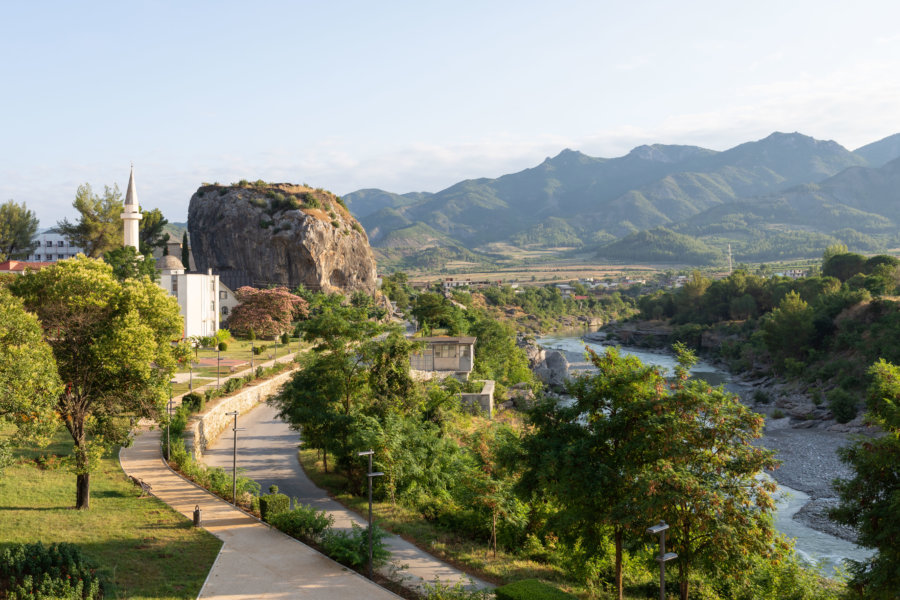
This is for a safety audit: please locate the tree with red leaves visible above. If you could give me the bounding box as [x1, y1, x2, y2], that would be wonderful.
[227, 286, 308, 339]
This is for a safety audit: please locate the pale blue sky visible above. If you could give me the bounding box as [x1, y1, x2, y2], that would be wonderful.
[3, 1, 899, 226]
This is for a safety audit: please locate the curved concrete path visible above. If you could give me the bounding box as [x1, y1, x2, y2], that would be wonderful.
[120, 419, 400, 598]
[201, 402, 491, 594]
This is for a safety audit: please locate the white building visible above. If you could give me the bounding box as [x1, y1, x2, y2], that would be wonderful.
[157, 255, 220, 338]
[26, 232, 83, 262]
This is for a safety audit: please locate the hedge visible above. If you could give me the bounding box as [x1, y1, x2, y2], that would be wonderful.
[494, 579, 577, 600]
[259, 490, 290, 522]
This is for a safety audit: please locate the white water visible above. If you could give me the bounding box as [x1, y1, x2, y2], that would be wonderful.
[537, 333, 872, 575]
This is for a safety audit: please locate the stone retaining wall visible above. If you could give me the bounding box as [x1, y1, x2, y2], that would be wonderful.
[187, 368, 297, 459]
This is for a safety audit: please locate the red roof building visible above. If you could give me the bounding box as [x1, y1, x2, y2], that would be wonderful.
[0, 260, 54, 274]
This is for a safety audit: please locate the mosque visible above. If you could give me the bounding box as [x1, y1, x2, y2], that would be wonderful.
[121, 167, 222, 339]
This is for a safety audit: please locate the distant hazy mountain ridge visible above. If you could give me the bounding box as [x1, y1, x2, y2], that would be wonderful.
[344, 132, 900, 267]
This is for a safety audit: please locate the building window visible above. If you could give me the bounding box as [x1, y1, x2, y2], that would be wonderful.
[45, 241, 52, 247]
[219, 291, 227, 299]
[34, 254, 41, 260]
[172, 278, 178, 293]
[222, 306, 229, 315]
[57, 241, 64, 247]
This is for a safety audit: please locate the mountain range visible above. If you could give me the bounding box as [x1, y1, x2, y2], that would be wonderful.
[344, 132, 900, 268]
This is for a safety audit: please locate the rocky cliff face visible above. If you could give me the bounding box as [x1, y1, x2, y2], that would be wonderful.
[188, 183, 377, 295]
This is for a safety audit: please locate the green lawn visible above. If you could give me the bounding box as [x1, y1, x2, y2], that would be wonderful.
[0, 431, 222, 599]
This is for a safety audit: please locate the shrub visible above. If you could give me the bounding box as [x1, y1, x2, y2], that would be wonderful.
[352, 222, 364, 234]
[204, 388, 222, 402]
[182, 392, 204, 413]
[828, 388, 859, 423]
[268, 502, 334, 539]
[0, 542, 104, 600]
[256, 366, 264, 378]
[421, 581, 493, 600]
[495, 579, 577, 600]
[331, 220, 340, 228]
[223, 377, 244, 394]
[259, 489, 290, 522]
[753, 390, 771, 404]
[249, 197, 266, 208]
[320, 523, 389, 569]
[280, 332, 289, 344]
[252, 344, 268, 355]
[811, 389, 824, 406]
[218, 342, 228, 352]
[772, 409, 786, 419]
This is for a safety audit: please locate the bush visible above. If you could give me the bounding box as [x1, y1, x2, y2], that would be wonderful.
[223, 377, 244, 394]
[218, 342, 228, 352]
[772, 409, 785, 419]
[320, 523, 390, 570]
[494, 579, 577, 600]
[256, 366, 264, 378]
[828, 388, 859, 423]
[252, 344, 268, 355]
[280, 332, 289, 344]
[182, 392, 204, 413]
[421, 580, 493, 600]
[753, 390, 771, 404]
[259, 489, 290, 522]
[0, 542, 104, 600]
[268, 502, 334, 540]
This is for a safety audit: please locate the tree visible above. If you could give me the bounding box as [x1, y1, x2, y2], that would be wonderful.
[9, 256, 186, 509]
[54, 184, 123, 257]
[181, 231, 190, 269]
[643, 346, 781, 600]
[830, 359, 900, 598]
[0, 288, 62, 469]
[823, 252, 867, 282]
[0, 200, 39, 261]
[227, 286, 308, 338]
[460, 423, 524, 558]
[139, 208, 170, 255]
[761, 291, 814, 367]
[522, 346, 668, 599]
[103, 245, 158, 282]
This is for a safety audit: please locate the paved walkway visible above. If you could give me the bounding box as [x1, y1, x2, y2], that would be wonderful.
[120, 426, 401, 600]
[202, 402, 492, 594]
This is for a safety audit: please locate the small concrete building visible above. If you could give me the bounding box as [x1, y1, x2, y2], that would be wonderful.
[408, 336, 476, 377]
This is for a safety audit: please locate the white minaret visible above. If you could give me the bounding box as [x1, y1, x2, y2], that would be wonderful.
[122, 165, 143, 253]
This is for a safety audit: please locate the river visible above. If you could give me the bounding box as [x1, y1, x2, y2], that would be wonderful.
[537, 332, 872, 575]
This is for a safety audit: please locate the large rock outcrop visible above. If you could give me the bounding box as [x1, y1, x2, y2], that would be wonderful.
[188, 182, 377, 295]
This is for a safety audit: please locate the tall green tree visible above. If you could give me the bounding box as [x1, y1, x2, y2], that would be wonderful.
[103, 245, 159, 282]
[10, 256, 186, 509]
[138, 208, 170, 255]
[181, 231, 190, 269]
[0, 287, 62, 469]
[830, 359, 900, 598]
[523, 346, 668, 599]
[0, 200, 39, 261]
[645, 346, 781, 600]
[54, 184, 123, 257]
[761, 290, 814, 367]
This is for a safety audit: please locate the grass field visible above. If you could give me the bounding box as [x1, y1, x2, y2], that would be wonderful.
[0, 431, 222, 599]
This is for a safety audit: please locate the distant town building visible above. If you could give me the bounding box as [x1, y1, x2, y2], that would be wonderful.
[25, 232, 82, 262]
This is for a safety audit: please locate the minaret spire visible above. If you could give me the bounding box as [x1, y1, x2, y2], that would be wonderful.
[122, 165, 143, 252]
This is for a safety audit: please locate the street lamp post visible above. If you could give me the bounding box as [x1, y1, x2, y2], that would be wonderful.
[225, 411, 245, 506]
[647, 521, 677, 600]
[358, 449, 384, 580]
[216, 343, 221, 389]
[166, 385, 174, 461]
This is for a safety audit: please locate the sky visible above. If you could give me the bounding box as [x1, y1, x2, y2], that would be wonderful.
[3, 1, 900, 226]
